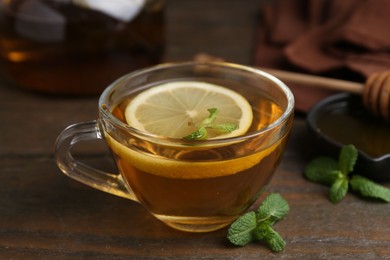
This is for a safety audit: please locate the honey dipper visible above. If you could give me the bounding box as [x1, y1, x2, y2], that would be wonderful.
[193, 53, 390, 120]
[261, 68, 390, 120]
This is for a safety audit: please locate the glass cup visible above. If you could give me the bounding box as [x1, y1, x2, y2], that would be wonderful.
[55, 62, 294, 232]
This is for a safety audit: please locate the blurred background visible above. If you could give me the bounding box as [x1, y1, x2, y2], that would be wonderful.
[1, 0, 388, 112]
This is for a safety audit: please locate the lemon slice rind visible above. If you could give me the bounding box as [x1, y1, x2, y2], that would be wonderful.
[106, 134, 281, 179]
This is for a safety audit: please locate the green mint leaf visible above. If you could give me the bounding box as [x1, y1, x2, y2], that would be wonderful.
[338, 144, 358, 176]
[227, 211, 257, 246]
[253, 223, 286, 252]
[184, 126, 207, 140]
[253, 222, 267, 241]
[211, 122, 238, 133]
[304, 157, 340, 185]
[257, 193, 289, 224]
[350, 175, 390, 202]
[329, 177, 349, 203]
[201, 107, 218, 127]
[262, 225, 286, 252]
[183, 108, 239, 140]
[183, 108, 218, 140]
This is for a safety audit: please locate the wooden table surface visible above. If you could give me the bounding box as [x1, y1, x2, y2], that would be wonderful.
[1, 0, 389, 259]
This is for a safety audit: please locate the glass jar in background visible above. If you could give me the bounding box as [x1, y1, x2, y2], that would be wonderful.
[0, 0, 165, 95]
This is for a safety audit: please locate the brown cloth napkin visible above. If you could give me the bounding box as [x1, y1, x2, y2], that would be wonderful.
[254, 0, 390, 112]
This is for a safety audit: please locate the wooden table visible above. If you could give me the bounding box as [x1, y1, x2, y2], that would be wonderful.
[1, 0, 389, 258]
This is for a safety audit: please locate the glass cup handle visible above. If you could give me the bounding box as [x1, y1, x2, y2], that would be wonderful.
[54, 120, 137, 201]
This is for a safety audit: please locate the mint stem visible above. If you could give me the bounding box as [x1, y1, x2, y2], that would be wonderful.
[184, 107, 238, 140]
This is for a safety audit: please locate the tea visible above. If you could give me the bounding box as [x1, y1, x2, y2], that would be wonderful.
[0, 0, 164, 94]
[105, 81, 288, 232]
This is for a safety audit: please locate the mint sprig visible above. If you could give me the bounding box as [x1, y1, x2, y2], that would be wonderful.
[227, 193, 289, 252]
[304, 144, 390, 203]
[184, 108, 238, 140]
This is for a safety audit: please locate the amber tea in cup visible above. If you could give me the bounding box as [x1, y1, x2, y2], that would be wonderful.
[55, 62, 294, 232]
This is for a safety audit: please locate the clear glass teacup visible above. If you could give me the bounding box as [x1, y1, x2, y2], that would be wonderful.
[55, 62, 294, 232]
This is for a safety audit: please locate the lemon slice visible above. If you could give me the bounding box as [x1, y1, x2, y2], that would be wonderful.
[106, 134, 282, 179]
[124, 81, 253, 139]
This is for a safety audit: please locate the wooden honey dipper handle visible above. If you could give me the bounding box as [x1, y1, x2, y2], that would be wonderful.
[196, 53, 362, 95]
[260, 68, 363, 94]
[261, 67, 390, 120]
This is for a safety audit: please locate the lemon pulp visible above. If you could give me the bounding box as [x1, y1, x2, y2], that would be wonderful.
[124, 81, 253, 139]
